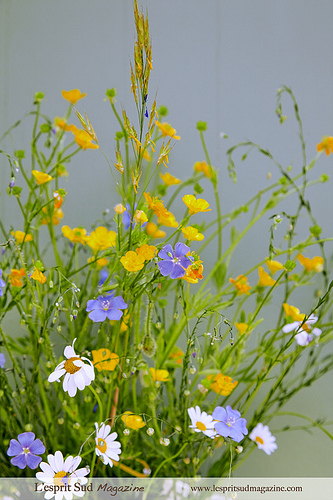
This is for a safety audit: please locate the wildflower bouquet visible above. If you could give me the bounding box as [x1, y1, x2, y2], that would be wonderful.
[1, 0, 333, 484]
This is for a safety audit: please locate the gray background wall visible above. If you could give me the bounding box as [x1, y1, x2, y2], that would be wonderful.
[0, 0, 332, 476]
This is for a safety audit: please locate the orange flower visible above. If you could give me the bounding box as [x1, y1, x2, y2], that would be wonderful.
[31, 268, 46, 284]
[32, 170, 53, 185]
[182, 261, 204, 284]
[257, 266, 276, 287]
[120, 251, 145, 272]
[229, 275, 251, 295]
[265, 259, 285, 274]
[144, 192, 168, 218]
[317, 136, 333, 155]
[41, 208, 64, 225]
[92, 349, 119, 372]
[8, 268, 25, 288]
[182, 195, 211, 215]
[146, 222, 166, 239]
[155, 121, 180, 140]
[62, 226, 88, 245]
[169, 346, 184, 365]
[159, 172, 181, 186]
[194, 161, 211, 178]
[206, 373, 238, 396]
[297, 254, 324, 272]
[73, 129, 99, 150]
[86, 227, 116, 252]
[61, 89, 86, 105]
[11, 231, 33, 243]
[136, 244, 157, 261]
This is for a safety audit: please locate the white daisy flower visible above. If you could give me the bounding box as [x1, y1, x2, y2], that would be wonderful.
[188, 405, 217, 438]
[95, 422, 121, 467]
[36, 450, 89, 500]
[283, 314, 322, 347]
[48, 339, 95, 397]
[249, 423, 277, 455]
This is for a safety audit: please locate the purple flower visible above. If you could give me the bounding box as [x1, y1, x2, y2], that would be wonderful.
[158, 243, 193, 279]
[0, 352, 5, 368]
[7, 432, 45, 469]
[86, 292, 127, 322]
[0, 269, 5, 297]
[98, 270, 109, 287]
[212, 405, 248, 442]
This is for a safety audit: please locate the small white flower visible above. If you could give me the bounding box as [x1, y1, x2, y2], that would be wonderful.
[95, 422, 121, 467]
[188, 405, 217, 438]
[36, 450, 89, 500]
[48, 339, 95, 397]
[249, 423, 277, 455]
[283, 314, 322, 347]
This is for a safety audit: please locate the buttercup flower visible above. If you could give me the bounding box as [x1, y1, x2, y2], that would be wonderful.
[182, 226, 204, 241]
[317, 136, 333, 155]
[11, 231, 33, 244]
[36, 450, 89, 498]
[283, 302, 305, 322]
[235, 322, 252, 335]
[0, 269, 5, 296]
[149, 367, 169, 382]
[8, 268, 25, 288]
[86, 292, 127, 322]
[212, 405, 248, 442]
[188, 406, 217, 438]
[62, 226, 88, 245]
[155, 120, 180, 140]
[134, 210, 148, 224]
[297, 254, 324, 272]
[265, 259, 285, 274]
[7, 432, 45, 469]
[144, 192, 168, 218]
[229, 275, 251, 295]
[122, 203, 147, 231]
[249, 423, 277, 455]
[182, 260, 204, 284]
[194, 161, 212, 178]
[146, 222, 166, 239]
[136, 244, 157, 261]
[86, 226, 116, 252]
[73, 129, 99, 150]
[157, 210, 178, 228]
[121, 411, 145, 430]
[31, 268, 47, 284]
[158, 243, 193, 279]
[92, 349, 119, 372]
[87, 256, 109, 269]
[32, 170, 53, 185]
[160, 172, 181, 186]
[114, 203, 126, 215]
[182, 195, 211, 215]
[95, 422, 121, 467]
[61, 89, 87, 105]
[206, 373, 238, 396]
[48, 338, 95, 397]
[257, 266, 276, 287]
[121, 251, 145, 272]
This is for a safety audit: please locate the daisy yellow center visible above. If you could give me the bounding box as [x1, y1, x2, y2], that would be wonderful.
[54, 471, 70, 486]
[64, 356, 81, 374]
[196, 421, 207, 431]
[255, 436, 264, 445]
[97, 438, 107, 453]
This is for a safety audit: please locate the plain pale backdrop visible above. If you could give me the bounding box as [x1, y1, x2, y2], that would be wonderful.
[0, 0, 332, 476]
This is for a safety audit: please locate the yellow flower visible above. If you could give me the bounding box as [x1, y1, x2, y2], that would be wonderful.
[31, 268, 46, 284]
[121, 411, 145, 430]
[61, 89, 86, 105]
[169, 346, 184, 365]
[54, 117, 73, 132]
[317, 136, 333, 155]
[182, 194, 211, 215]
[120, 251, 145, 272]
[182, 261, 204, 284]
[265, 259, 285, 274]
[144, 192, 168, 218]
[194, 161, 211, 178]
[62, 226, 88, 245]
[41, 208, 64, 226]
[92, 349, 119, 372]
[297, 253, 324, 272]
[181, 226, 204, 241]
[155, 120, 180, 140]
[229, 275, 251, 295]
[149, 368, 170, 382]
[206, 373, 238, 396]
[134, 210, 148, 224]
[283, 303, 305, 322]
[146, 222, 166, 239]
[157, 210, 178, 228]
[235, 322, 251, 335]
[114, 203, 126, 215]
[32, 170, 53, 185]
[11, 231, 33, 243]
[257, 266, 276, 287]
[86, 227, 116, 252]
[136, 244, 157, 261]
[87, 256, 109, 269]
[159, 172, 181, 186]
[73, 129, 99, 150]
[8, 268, 25, 288]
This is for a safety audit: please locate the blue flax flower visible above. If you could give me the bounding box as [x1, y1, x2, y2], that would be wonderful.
[7, 432, 45, 469]
[86, 292, 127, 322]
[158, 243, 193, 279]
[0, 269, 5, 297]
[0, 353, 5, 368]
[212, 405, 248, 442]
